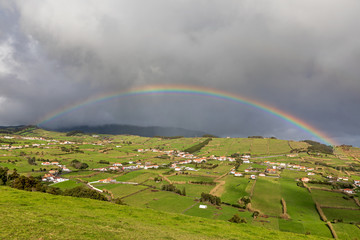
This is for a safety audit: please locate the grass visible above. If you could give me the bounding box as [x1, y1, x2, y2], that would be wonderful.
[123, 189, 196, 213]
[168, 174, 215, 183]
[51, 180, 84, 189]
[268, 139, 292, 154]
[173, 183, 214, 198]
[116, 171, 154, 183]
[322, 208, 360, 223]
[250, 139, 269, 155]
[2, 130, 360, 238]
[311, 189, 359, 208]
[280, 178, 333, 238]
[220, 176, 250, 204]
[78, 172, 119, 182]
[93, 183, 148, 198]
[0, 186, 328, 240]
[332, 223, 360, 240]
[184, 202, 253, 222]
[251, 178, 282, 216]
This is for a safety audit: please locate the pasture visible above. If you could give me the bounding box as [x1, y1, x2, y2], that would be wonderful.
[279, 179, 333, 238]
[311, 189, 359, 208]
[220, 176, 250, 204]
[251, 178, 282, 216]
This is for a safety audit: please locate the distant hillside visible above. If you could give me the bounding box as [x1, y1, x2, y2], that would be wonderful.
[49, 124, 208, 137]
[0, 125, 38, 134]
[0, 187, 325, 240]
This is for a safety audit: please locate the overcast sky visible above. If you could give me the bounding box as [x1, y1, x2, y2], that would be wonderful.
[0, 0, 359, 146]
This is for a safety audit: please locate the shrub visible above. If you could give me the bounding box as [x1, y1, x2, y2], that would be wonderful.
[229, 214, 247, 223]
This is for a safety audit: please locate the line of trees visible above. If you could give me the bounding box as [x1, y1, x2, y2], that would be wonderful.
[228, 214, 247, 223]
[184, 138, 212, 153]
[200, 192, 221, 206]
[0, 166, 109, 202]
[189, 181, 216, 185]
[161, 184, 186, 196]
[27, 157, 37, 165]
[303, 140, 333, 154]
[195, 163, 218, 169]
[71, 159, 89, 169]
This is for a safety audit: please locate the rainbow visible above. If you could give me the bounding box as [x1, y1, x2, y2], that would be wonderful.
[37, 84, 336, 146]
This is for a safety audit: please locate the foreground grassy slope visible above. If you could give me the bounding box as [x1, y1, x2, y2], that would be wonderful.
[0, 187, 328, 240]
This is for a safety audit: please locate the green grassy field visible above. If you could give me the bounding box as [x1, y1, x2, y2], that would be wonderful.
[311, 189, 359, 208]
[168, 174, 216, 183]
[1, 129, 360, 238]
[220, 176, 250, 204]
[332, 223, 360, 240]
[280, 179, 333, 238]
[51, 179, 84, 189]
[173, 183, 213, 198]
[251, 178, 282, 216]
[0, 186, 331, 240]
[268, 139, 292, 154]
[184, 202, 254, 222]
[322, 208, 360, 223]
[115, 171, 157, 183]
[122, 189, 196, 213]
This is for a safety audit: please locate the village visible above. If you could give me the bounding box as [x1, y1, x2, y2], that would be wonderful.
[1, 130, 359, 239]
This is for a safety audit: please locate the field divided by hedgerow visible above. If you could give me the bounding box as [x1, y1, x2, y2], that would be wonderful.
[322, 208, 360, 223]
[251, 178, 282, 216]
[332, 223, 360, 240]
[279, 179, 333, 238]
[311, 189, 359, 208]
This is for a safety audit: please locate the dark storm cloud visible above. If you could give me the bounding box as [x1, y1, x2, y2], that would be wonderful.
[1, 0, 360, 146]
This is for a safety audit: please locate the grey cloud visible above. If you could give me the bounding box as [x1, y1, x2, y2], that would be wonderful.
[0, 0, 360, 146]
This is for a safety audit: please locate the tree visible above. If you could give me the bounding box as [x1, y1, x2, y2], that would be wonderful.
[252, 211, 259, 218]
[71, 160, 88, 169]
[0, 167, 9, 185]
[7, 169, 19, 181]
[241, 196, 251, 205]
[113, 198, 125, 205]
[229, 214, 247, 223]
[182, 187, 186, 196]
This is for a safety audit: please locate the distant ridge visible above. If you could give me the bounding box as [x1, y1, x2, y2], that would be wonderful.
[47, 124, 208, 137]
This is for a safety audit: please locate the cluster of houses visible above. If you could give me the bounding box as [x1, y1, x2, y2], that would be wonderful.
[0, 140, 77, 150]
[41, 168, 69, 183]
[170, 158, 207, 171]
[229, 169, 259, 179]
[229, 170, 257, 179]
[301, 177, 358, 194]
[137, 148, 251, 163]
[41, 161, 71, 172]
[326, 175, 352, 182]
[98, 178, 116, 183]
[263, 161, 315, 173]
[93, 162, 160, 172]
[40, 160, 71, 183]
[0, 143, 46, 150]
[208, 155, 236, 162]
[42, 173, 69, 183]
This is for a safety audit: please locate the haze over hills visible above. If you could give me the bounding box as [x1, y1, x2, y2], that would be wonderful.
[44, 124, 209, 138]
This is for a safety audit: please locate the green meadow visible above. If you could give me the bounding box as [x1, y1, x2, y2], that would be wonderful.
[251, 178, 282, 216]
[1, 129, 360, 239]
[311, 189, 359, 208]
[280, 179, 333, 238]
[0, 187, 329, 240]
[220, 176, 250, 204]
